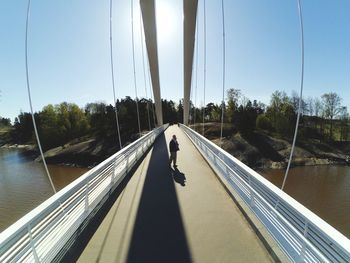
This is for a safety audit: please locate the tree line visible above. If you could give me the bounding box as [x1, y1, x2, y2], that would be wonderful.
[191, 89, 349, 142]
[1, 90, 349, 151]
[1, 97, 186, 150]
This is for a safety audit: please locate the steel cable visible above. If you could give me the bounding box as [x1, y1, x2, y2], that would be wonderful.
[25, 0, 56, 194]
[131, 0, 142, 135]
[202, 0, 207, 136]
[281, 0, 305, 190]
[219, 0, 226, 148]
[194, 15, 199, 132]
[109, 0, 123, 149]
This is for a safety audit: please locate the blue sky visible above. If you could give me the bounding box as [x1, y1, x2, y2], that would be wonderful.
[0, 0, 349, 121]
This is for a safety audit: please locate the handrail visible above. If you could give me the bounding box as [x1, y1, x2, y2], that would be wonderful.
[0, 124, 168, 262]
[181, 124, 350, 263]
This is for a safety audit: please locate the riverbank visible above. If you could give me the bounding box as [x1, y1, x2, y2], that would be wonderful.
[1, 136, 115, 168]
[2, 123, 349, 169]
[0, 132, 143, 168]
[191, 123, 350, 169]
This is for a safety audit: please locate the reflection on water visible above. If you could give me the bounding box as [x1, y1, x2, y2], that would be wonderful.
[260, 165, 350, 238]
[0, 148, 88, 232]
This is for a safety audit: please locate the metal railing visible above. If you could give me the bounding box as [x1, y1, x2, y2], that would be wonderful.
[181, 124, 350, 263]
[0, 124, 168, 263]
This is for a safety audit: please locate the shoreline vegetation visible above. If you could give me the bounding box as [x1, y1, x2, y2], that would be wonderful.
[1, 122, 349, 170]
[192, 123, 350, 170]
[1, 90, 350, 169]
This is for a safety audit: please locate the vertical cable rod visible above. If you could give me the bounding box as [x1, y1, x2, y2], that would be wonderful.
[25, 0, 56, 194]
[131, 0, 142, 135]
[281, 0, 305, 191]
[202, 0, 207, 136]
[190, 66, 194, 125]
[219, 0, 226, 148]
[140, 11, 151, 131]
[109, 0, 122, 149]
[194, 15, 199, 132]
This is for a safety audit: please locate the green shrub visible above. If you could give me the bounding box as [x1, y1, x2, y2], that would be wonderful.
[256, 114, 272, 131]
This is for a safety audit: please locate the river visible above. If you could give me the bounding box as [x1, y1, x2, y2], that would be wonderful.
[260, 165, 350, 238]
[0, 148, 88, 232]
[1, 148, 350, 240]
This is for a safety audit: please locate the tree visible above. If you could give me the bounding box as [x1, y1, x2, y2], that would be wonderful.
[321, 92, 341, 140]
[226, 88, 241, 122]
[11, 112, 34, 143]
[339, 106, 349, 141]
[177, 99, 184, 123]
[204, 102, 220, 121]
[232, 100, 258, 135]
[0, 117, 11, 127]
[162, 99, 177, 124]
[256, 114, 272, 131]
[290, 90, 307, 115]
[265, 90, 295, 135]
[306, 97, 314, 116]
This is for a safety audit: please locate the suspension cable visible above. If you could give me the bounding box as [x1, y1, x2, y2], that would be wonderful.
[110, 0, 122, 149]
[219, 0, 226, 148]
[194, 15, 199, 132]
[202, 0, 207, 136]
[25, 0, 56, 194]
[131, 0, 142, 135]
[190, 67, 194, 125]
[140, 11, 151, 131]
[281, 0, 304, 191]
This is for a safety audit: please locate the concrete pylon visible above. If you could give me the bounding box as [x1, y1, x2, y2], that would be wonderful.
[140, 0, 163, 126]
[183, 0, 198, 125]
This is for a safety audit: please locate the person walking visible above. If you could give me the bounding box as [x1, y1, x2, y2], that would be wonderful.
[169, 134, 179, 168]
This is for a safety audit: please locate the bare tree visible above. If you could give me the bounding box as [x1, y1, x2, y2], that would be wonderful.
[339, 106, 349, 141]
[314, 97, 323, 131]
[314, 98, 322, 117]
[290, 90, 307, 115]
[321, 92, 342, 140]
[306, 97, 314, 116]
[226, 88, 241, 122]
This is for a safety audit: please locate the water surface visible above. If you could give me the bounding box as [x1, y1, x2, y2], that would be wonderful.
[0, 148, 88, 232]
[260, 165, 350, 238]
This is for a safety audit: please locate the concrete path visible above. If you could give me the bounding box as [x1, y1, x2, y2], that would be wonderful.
[78, 126, 274, 263]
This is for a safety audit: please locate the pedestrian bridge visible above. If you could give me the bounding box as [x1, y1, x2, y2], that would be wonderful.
[1, 124, 350, 263]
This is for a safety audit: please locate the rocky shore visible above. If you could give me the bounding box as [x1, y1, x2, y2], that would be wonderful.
[2, 124, 350, 170]
[1, 137, 119, 168]
[211, 131, 350, 169]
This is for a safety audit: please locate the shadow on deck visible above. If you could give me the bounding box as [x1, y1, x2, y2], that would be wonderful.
[127, 133, 191, 263]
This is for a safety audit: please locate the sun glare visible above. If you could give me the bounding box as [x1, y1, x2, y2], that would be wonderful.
[155, 1, 176, 43]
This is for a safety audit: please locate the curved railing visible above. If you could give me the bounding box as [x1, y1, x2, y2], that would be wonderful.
[0, 124, 168, 263]
[181, 124, 350, 263]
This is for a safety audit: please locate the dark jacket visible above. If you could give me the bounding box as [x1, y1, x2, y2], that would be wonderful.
[169, 139, 179, 152]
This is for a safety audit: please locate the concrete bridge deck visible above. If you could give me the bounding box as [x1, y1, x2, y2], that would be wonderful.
[77, 125, 274, 263]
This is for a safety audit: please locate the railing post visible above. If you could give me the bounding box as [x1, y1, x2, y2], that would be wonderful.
[126, 155, 130, 174]
[111, 159, 117, 188]
[299, 221, 309, 262]
[249, 175, 255, 207]
[84, 181, 90, 213]
[27, 224, 40, 262]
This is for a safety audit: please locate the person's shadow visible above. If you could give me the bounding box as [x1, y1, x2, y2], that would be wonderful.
[171, 167, 186, 186]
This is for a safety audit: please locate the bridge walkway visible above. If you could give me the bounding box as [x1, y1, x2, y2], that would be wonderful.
[77, 125, 274, 263]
